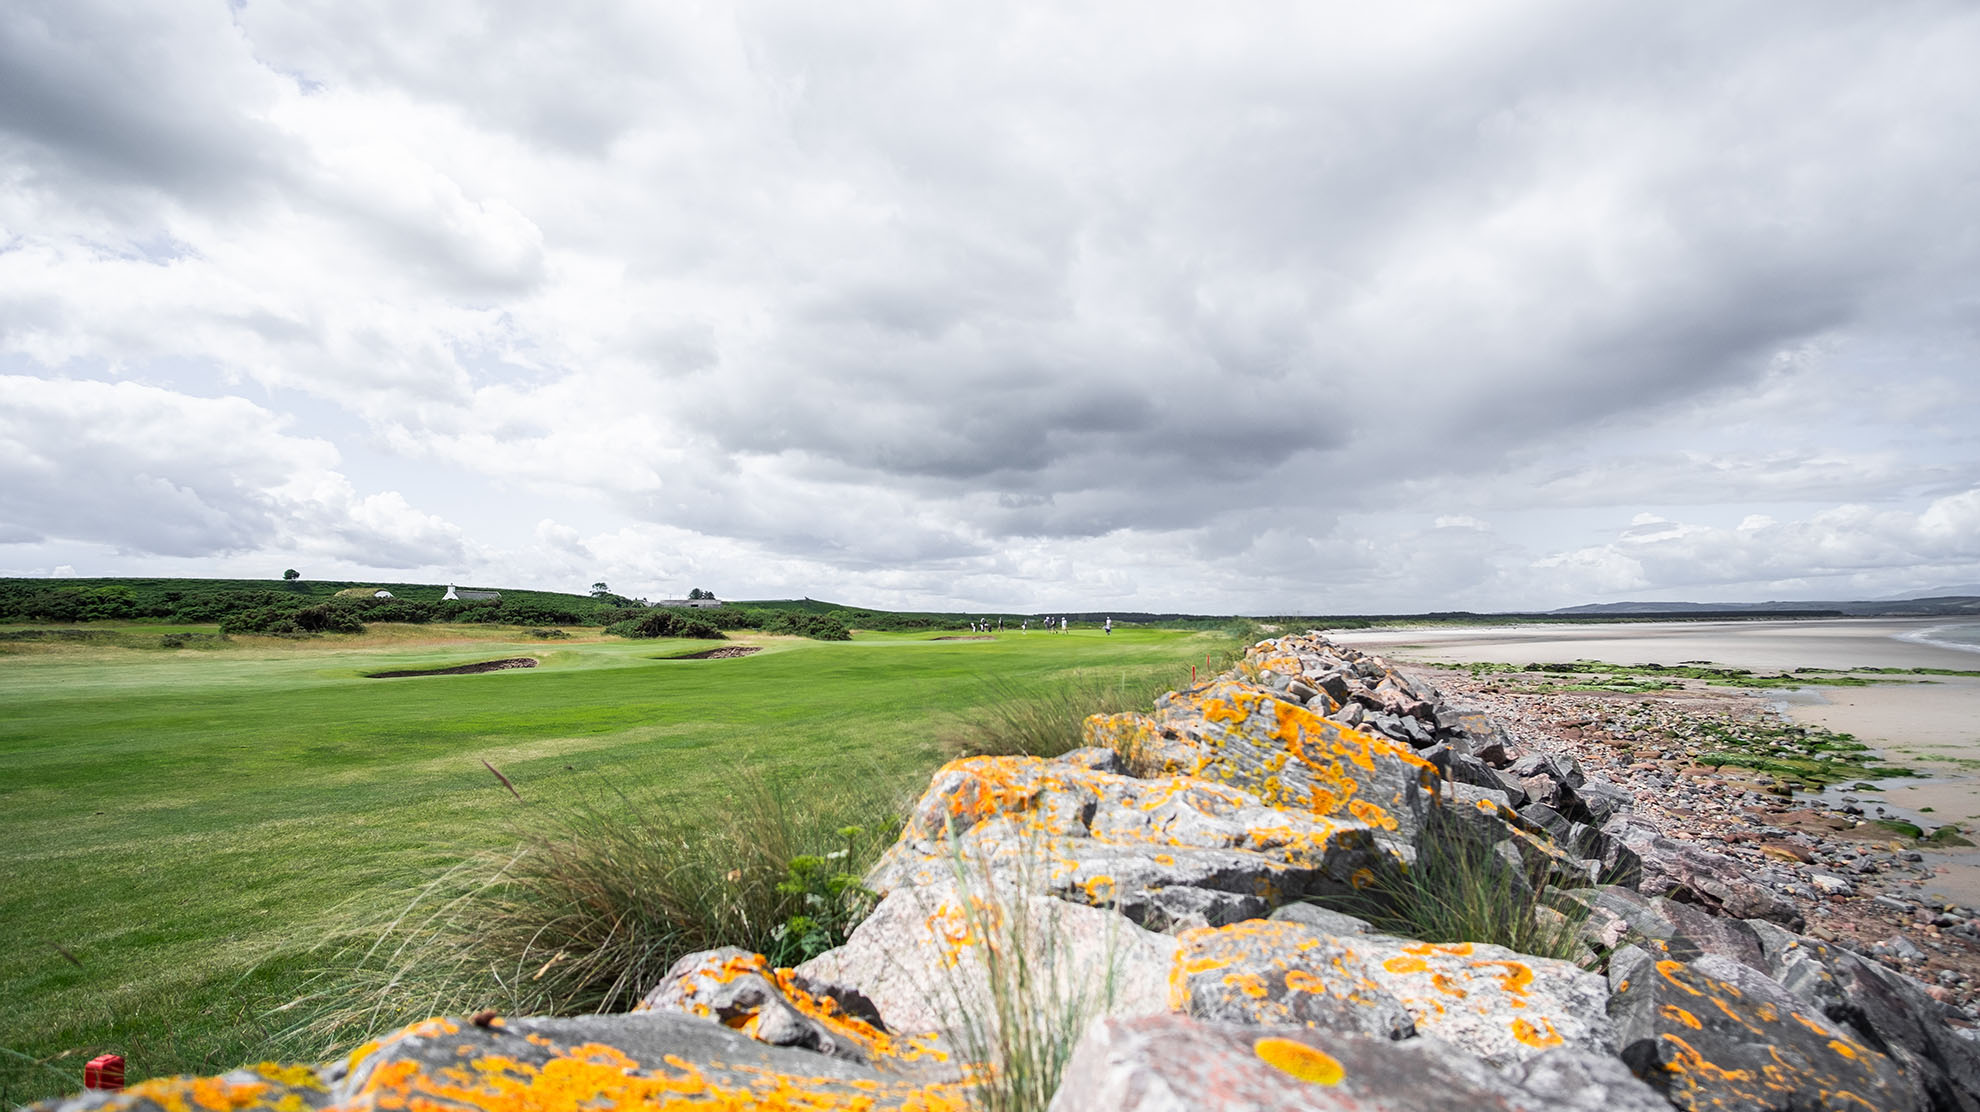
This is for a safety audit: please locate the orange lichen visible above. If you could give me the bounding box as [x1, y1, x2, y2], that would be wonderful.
[1661, 1005, 1704, 1030]
[1659, 1033, 1756, 1083]
[1252, 1037, 1344, 1085]
[1468, 960, 1533, 997]
[1511, 1017, 1565, 1049]
[1284, 969, 1327, 995]
[1223, 972, 1270, 999]
[349, 1032, 971, 1112]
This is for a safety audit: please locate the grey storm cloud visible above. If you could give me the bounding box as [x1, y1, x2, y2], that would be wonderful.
[2, 1, 1978, 608]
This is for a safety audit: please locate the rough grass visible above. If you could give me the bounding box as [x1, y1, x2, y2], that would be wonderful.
[941, 847, 1117, 1112]
[941, 670, 1169, 759]
[1319, 824, 1590, 963]
[279, 765, 905, 1053]
[0, 622, 1220, 1104]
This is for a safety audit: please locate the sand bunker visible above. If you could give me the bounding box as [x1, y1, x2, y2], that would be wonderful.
[366, 657, 538, 678]
[660, 646, 763, 660]
[930, 635, 994, 641]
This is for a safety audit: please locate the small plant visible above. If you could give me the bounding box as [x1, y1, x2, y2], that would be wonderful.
[769, 825, 881, 965]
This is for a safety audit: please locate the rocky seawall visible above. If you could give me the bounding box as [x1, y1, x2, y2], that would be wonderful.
[34, 633, 1980, 1112]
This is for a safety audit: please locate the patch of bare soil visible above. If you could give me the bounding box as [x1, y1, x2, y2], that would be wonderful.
[367, 657, 538, 678]
[666, 646, 763, 660]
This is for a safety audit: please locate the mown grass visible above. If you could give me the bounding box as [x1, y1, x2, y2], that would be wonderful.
[0, 621, 1227, 1105]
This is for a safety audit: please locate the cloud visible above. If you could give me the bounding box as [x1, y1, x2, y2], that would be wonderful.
[0, 376, 466, 566]
[2, 3, 1978, 608]
[1532, 488, 1980, 599]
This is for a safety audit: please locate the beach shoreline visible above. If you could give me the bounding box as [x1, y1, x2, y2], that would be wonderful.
[1332, 618, 1980, 909]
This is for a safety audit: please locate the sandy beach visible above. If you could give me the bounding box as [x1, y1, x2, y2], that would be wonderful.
[1334, 618, 1980, 903]
[1331, 618, 1980, 672]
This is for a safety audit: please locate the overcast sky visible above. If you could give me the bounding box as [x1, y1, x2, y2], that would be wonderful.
[3, 2, 1978, 613]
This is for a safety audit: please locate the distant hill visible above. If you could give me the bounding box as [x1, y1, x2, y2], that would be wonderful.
[1551, 595, 1980, 618]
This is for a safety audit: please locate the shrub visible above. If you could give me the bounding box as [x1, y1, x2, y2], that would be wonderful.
[604, 610, 724, 640]
[293, 604, 365, 634]
[760, 611, 851, 641]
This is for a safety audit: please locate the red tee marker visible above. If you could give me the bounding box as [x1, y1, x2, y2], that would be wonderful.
[84, 1055, 124, 1091]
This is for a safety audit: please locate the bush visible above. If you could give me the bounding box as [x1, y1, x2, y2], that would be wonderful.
[604, 610, 724, 640]
[761, 611, 851, 641]
[284, 767, 903, 1047]
[293, 604, 365, 634]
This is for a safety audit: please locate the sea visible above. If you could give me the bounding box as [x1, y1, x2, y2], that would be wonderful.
[1898, 622, 1980, 657]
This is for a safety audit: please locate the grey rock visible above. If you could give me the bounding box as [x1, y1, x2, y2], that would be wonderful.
[1048, 1014, 1557, 1112]
[1608, 816, 1804, 927]
[1502, 1047, 1672, 1112]
[1267, 901, 1374, 935]
[1611, 953, 1921, 1112]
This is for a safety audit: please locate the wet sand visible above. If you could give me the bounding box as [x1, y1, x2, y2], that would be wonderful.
[1334, 619, 1980, 905]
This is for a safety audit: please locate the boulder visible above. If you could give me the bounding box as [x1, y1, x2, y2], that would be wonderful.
[1748, 920, 1980, 1112]
[1610, 953, 1921, 1112]
[26, 1065, 338, 1112]
[1574, 887, 1767, 971]
[636, 947, 945, 1069]
[1608, 816, 1804, 927]
[1501, 1047, 1675, 1112]
[1048, 1013, 1560, 1112]
[798, 875, 1175, 1044]
[31, 1012, 977, 1112]
[1132, 680, 1443, 850]
[1169, 919, 1615, 1066]
[1170, 918, 1418, 1040]
[869, 752, 1392, 931]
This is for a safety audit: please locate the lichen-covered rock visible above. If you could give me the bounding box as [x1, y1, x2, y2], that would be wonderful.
[798, 875, 1175, 1043]
[1170, 917, 1418, 1040]
[868, 752, 1392, 930]
[1610, 953, 1921, 1112]
[636, 947, 948, 1069]
[32, 1014, 972, 1112]
[348, 1013, 969, 1111]
[26, 1064, 337, 1112]
[1748, 920, 1980, 1112]
[1048, 1013, 1562, 1112]
[1130, 680, 1443, 851]
[1169, 918, 1615, 1066]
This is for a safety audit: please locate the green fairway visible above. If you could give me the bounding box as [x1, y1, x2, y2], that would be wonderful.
[0, 622, 1225, 1103]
